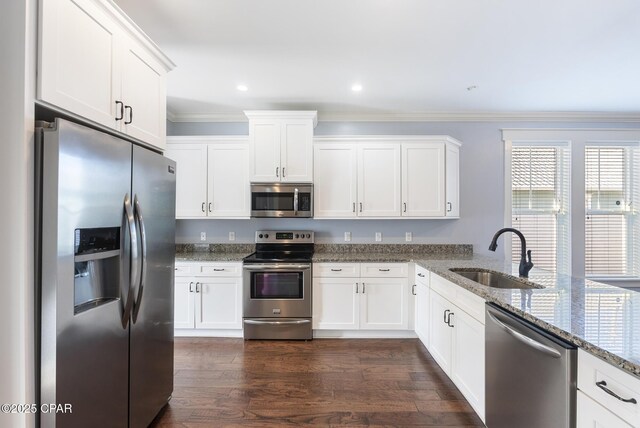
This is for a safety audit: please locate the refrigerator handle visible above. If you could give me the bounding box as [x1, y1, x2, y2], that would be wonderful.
[121, 194, 139, 328]
[131, 194, 147, 324]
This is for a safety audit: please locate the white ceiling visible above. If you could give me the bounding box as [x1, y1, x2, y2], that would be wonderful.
[114, 0, 640, 121]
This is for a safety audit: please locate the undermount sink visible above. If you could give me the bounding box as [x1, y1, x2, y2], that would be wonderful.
[449, 268, 542, 290]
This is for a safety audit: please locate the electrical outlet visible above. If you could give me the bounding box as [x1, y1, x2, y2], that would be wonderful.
[405, 232, 412, 242]
[344, 232, 351, 242]
[229, 232, 235, 241]
[375, 232, 382, 242]
[200, 232, 206, 241]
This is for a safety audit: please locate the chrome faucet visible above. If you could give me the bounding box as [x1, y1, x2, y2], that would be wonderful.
[488, 227, 534, 278]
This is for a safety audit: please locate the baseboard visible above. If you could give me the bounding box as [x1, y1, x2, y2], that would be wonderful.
[174, 329, 243, 338]
[313, 330, 418, 339]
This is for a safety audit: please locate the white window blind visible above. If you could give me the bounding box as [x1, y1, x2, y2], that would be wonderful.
[511, 145, 570, 274]
[585, 146, 640, 278]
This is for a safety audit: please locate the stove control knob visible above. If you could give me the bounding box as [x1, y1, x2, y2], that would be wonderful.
[306, 233, 311, 238]
[258, 234, 263, 239]
[265, 234, 269, 239]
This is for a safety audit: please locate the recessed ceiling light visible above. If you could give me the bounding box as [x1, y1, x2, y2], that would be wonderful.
[466, 85, 478, 91]
[237, 85, 248, 92]
[351, 84, 363, 92]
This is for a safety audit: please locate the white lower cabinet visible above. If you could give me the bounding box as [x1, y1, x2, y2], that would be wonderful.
[414, 265, 430, 347]
[424, 271, 486, 423]
[578, 391, 632, 428]
[577, 349, 640, 427]
[313, 263, 409, 333]
[174, 262, 243, 335]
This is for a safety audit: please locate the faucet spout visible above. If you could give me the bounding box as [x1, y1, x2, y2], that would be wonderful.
[488, 227, 534, 278]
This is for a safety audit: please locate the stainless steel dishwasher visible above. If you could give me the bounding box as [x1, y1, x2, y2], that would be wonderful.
[485, 303, 577, 428]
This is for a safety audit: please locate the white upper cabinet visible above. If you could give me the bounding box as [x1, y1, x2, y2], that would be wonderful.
[165, 137, 250, 219]
[445, 143, 460, 217]
[314, 136, 461, 219]
[358, 144, 401, 217]
[38, 0, 174, 150]
[245, 111, 317, 183]
[314, 144, 358, 218]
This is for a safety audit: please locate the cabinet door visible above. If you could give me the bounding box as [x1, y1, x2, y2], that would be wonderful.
[249, 120, 281, 182]
[120, 38, 167, 150]
[450, 308, 485, 422]
[312, 278, 359, 329]
[207, 144, 250, 217]
[164, 144, 208, 218]
[281, 120, 313, 182]
[429, 290, 453, 373]
[39, 0, 121, 129]
[360, 278, 408, 330]
[174, 277, 195, 329]
[358, 144, 401, 217]
[313, 144, 358, 218]
[415, 281, 430, 347]
[446, 143, 460, 217]
[577, 391, 632, 428]
[195, 277, 243, 329]
[401, 142, 445, 217]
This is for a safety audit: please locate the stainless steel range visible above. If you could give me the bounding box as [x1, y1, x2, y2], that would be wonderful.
[243, 230, 314, 340]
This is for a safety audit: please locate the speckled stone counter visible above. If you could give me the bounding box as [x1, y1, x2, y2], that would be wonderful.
[175, 244, 254, 262]
[312, 244, 472, 262]
[414, 254, 640, 379]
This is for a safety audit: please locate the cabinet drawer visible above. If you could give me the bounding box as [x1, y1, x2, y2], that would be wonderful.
[430, 273, 457, 302]
[415, 264, 429, 286]
[453, 286, 485, 325]
[361, 263, 408, 278]
[199, 263, 242, 277]
[174, 263, 198, 276]
[578, 349, 640, 426]
[314, 263, 360, 277]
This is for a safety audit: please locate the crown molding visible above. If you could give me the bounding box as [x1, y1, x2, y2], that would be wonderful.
[165, 110, 640, 123]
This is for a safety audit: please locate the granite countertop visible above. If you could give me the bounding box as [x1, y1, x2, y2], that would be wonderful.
[175, 243, 253, 262]
[414, 254, 640, 379]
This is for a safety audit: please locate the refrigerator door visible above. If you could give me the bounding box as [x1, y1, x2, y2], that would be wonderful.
[38, 119, 133, 428]
[129, 145, 176, 427]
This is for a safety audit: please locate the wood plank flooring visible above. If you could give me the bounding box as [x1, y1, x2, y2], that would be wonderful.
[150, 338, 484, 427]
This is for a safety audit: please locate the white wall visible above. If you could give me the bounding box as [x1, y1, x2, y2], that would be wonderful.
[0, 0, 36, 427]
[170, 120, 640, 257]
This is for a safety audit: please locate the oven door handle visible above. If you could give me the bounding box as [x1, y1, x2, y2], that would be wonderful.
[243, 264, 311, 270]
[244, 319, 311, 325]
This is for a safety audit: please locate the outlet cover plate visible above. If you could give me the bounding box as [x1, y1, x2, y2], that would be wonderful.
[344, 232, 351, 242]
[405, 232, 412, 242]
[375, 232, 382, 242]
[200, 232, 206, 241]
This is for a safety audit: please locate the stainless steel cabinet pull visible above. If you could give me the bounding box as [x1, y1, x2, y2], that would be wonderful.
[362, 282, 366, 293]
[124, 105, 133, 124]
[379, 268, 390, 272]
[331, 269, 342, 272]
[359, 202, 363, 212]
[447, 312, 454, 327]
[447, 202, 452, 212]
[195, 282, 200, 293]
[276, 166, 279, 177]
[115, 101, 124, 121]
[355, 282, 359, 293]
[213, 268, 224, 271]
[596, 381, 638, 404]
[189, 282, 194, 293]
[417, 273, 425, 277]
[201, 202, 205, 213]
[443, 309, 450, 324]
[352, 202, 356, 213]
[209, 202, 212, 212]
[282, 167, 286, 177]
[412, 284, 416, 295]
[403, 202, 407, 213]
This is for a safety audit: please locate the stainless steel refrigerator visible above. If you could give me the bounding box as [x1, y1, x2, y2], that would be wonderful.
[35, 119, 176, 427]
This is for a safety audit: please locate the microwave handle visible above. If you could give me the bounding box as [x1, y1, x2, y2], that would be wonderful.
[294, 187, 299, 215]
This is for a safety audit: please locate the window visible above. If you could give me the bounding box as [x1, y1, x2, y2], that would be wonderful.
[585, 145, 640, 278]
[511, 145, 570, 274]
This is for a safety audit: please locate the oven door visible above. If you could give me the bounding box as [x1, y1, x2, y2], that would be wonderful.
[250, 183, 313, 218]
[243, 263, 311, 318]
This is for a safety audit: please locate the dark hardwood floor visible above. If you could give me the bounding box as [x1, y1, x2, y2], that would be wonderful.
[150, 338, 484, 427]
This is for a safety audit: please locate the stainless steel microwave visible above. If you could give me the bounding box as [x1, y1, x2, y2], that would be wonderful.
[250, 183, 313, 218]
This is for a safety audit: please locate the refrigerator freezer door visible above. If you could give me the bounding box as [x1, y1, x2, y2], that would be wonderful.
[38, 119, 132, 428]
[129, 145, 176, 427]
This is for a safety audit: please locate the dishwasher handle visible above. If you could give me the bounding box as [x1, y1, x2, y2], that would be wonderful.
[487, 312, 562, 359]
